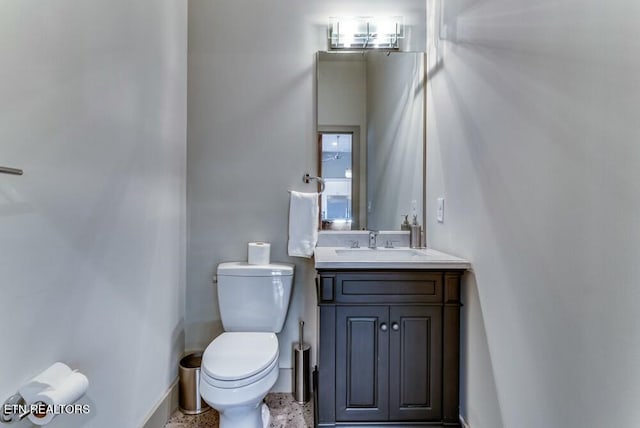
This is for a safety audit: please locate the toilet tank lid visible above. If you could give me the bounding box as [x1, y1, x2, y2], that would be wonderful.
[218, 262, 294, 277]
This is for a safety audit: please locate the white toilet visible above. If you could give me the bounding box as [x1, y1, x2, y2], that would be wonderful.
[199, 262, 294, 428]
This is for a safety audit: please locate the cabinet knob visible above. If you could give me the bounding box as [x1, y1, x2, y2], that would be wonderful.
[392, 322, 399, 331]
[380, 323, 388, 332]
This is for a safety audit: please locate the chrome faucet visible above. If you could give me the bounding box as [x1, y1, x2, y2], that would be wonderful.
[368, 230, 379, 248]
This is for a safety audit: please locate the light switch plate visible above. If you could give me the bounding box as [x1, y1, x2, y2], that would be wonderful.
[437, 197, 445, 223]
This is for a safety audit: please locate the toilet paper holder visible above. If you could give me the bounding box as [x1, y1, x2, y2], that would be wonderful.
[1, 393, 32, 423]
[2, 393, 52, 424]
[2, 363, 89, 425]
[0, 166, 23, 176]
[2, 390, 84, 424]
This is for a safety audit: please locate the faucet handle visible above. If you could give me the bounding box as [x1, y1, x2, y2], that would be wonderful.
[385, 240, 402, 248]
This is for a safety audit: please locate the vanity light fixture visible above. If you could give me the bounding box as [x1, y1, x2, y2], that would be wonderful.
[328, 16, 404, 50]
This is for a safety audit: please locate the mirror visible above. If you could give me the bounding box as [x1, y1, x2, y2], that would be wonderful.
[316, 51, 425, 231]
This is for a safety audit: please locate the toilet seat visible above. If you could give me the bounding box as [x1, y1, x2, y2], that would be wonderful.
[201, 354, 278, 389]
[201, 332, 279, 389]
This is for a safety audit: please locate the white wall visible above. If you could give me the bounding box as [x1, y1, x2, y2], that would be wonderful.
[426, 0, 640, 426]
[187, 0, 425, 390]
[0, 2, 187, 427]
[367, 52, 424, 230]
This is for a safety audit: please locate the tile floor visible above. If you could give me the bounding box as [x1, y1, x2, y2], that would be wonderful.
[164, 393, 313, 428]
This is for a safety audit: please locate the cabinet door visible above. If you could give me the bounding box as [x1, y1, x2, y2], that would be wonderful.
[336, 306, 389, 421]
[389, 306, 443, 421]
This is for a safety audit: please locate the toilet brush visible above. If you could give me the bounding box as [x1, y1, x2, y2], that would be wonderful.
[293, 320, 310, 404]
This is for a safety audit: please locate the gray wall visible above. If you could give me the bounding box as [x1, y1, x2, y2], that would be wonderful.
[318, 59, 367, 131]
[426, 0, 640, 426]
[0, 1, 187, 427]
[187, 0, 426, 390]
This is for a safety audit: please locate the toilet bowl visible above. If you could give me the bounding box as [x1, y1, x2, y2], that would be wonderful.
[200, 332, 280, 428]
[199, 262, 294, 428]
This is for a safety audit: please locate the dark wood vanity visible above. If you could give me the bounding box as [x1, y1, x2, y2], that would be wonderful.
[314, 269, 464, 427]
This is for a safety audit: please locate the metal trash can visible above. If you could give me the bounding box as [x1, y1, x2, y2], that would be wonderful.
[178, 352, 210, 415]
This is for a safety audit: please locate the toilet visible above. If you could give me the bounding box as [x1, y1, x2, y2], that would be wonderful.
[199, 262, 294, 428]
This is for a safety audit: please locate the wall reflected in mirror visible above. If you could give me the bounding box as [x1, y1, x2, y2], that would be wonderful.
[317, 51, 425, 231]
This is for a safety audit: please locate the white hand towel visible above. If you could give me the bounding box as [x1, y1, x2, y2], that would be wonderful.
[288, 191, 319, 258]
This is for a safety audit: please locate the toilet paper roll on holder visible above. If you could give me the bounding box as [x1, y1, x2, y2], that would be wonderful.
[3, 362, 89, 424]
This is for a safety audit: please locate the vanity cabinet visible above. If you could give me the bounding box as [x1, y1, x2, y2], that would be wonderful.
[315, 270, 463, 428]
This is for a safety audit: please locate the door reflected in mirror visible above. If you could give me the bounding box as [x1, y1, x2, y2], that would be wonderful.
[319, 132, 360, 230]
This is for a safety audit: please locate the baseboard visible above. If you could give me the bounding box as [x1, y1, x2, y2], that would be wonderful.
[140, 380, 179, 428]
[459, 414, 470, 428]
[271, 368, 293, 393]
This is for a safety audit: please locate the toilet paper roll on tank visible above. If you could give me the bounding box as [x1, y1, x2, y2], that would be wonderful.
[248, 242, 271, 265]
[17, 362, 89, 426]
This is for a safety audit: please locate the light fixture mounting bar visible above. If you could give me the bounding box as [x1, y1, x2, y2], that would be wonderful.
[328, 16, 404, 50]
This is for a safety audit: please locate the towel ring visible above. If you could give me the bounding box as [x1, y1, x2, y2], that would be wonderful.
[303, 173, 325, 193]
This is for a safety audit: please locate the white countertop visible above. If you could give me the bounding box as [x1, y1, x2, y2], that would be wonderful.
[314, 246, 470, 270]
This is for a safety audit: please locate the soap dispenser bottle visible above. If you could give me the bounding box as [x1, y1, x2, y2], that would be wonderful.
[401, 215, 411, 231]
[409, 215, 423, 248]
[409, 201, 423, 248]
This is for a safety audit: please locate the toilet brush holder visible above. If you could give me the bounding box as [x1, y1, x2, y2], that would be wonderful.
[293, 321, 311, 404]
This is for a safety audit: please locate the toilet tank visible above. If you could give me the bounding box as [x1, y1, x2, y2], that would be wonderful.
[217, 262, 294, 333]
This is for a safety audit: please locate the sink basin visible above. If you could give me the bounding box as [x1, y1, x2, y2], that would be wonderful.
[335, 248, 424, 260]
[314, 246, 470, 269]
